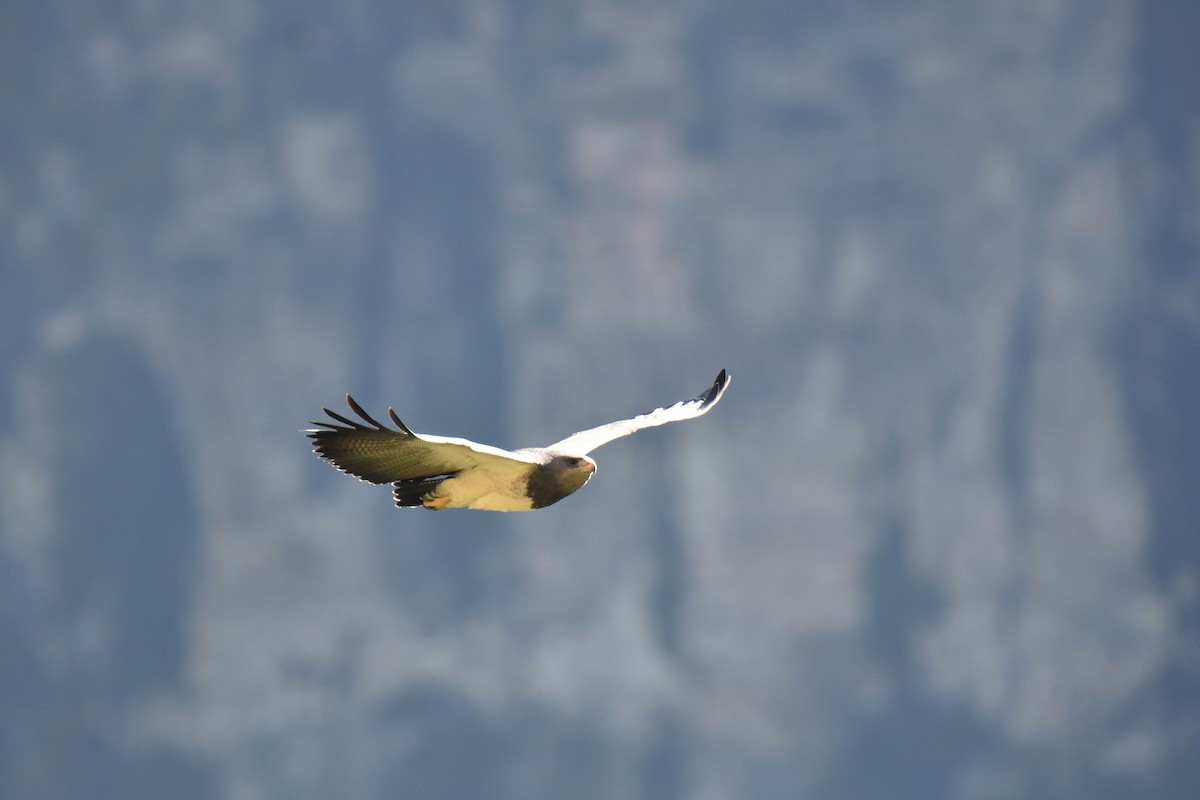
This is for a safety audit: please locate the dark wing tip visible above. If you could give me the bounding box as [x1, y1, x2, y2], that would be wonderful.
[345, 393, 388, 430]
[699, 368, 730, 409]
[321, 406, 366, 429]
[306, 395, 418, 438]
[388, 407, 416, 436]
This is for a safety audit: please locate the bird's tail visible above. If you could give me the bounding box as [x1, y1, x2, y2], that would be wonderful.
[392, 475, 455, 508]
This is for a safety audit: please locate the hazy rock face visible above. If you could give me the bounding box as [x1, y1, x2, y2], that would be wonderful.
[1, 1, 1197, 798]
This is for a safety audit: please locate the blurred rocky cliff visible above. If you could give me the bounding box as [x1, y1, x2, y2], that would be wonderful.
[1, 1, 1197, 798]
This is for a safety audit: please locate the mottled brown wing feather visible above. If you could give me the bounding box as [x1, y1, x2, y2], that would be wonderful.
[307, 394, 541, 484]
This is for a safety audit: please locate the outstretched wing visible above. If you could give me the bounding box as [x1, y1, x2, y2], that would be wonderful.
[547, 369, 730, 456]
[306, 395, 540, 484]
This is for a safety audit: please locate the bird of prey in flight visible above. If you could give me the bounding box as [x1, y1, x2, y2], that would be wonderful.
[306, 369, 729, 511]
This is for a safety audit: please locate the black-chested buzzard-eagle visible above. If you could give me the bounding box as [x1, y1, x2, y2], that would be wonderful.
[306, 369, 729, 511]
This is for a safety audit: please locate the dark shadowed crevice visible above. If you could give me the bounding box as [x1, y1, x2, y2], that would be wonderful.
[1108, 1, 1200, 797]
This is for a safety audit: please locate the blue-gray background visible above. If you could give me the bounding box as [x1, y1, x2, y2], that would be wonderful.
[2, 1, 1197, 798]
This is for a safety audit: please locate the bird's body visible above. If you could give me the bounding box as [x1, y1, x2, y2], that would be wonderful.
[398, 450, 595, 511]
[306, 369, 728, 511]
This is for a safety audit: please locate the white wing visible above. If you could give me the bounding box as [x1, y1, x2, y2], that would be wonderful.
[306, 395, 541, 484]
[547, 369, 730, 456]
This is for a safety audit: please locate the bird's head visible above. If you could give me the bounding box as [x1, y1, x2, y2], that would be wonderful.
[551, 453, 596, 494]
[524, 453, 597, 509]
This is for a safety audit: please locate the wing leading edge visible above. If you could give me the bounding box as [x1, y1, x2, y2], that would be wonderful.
[547, 369, 730, 456]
